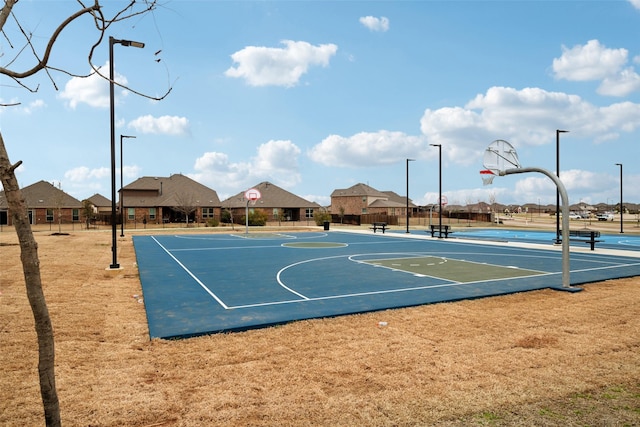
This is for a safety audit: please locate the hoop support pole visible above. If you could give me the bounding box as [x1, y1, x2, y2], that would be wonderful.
[501, 167, 572, 289]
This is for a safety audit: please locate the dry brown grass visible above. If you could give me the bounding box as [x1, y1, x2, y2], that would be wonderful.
[1, 225, 639, 426]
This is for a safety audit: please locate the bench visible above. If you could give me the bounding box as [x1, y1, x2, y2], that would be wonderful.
[558, 230, 601, 251]
[370, 222, 389, 233]
[430, 224, 453, 238]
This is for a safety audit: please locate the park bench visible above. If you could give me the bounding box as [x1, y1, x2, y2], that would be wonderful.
[370, 222, 389, 233]
[430, 224, 453, 238]
[558, 230, 601, 251]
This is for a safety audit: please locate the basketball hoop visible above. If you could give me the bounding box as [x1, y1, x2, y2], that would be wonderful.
[244, 188, 262, 205]
[480, 169, 496, 186]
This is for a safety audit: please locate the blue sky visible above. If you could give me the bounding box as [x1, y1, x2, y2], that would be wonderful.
[2, 0, 639, 209]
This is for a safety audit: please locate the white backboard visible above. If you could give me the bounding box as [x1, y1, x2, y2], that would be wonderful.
[483, 140, 521, 174]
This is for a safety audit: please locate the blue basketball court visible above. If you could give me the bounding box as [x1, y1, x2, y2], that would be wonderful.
[133, 230, 640, 339]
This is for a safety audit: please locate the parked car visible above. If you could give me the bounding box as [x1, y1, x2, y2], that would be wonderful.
[597, 213, 614, 221]
[568, 212, 581, 220]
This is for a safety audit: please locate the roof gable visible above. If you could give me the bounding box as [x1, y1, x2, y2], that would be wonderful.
[123, 174, 220, 207]
[86, 193, 111, 207]
[382, 191, 417, 207]
[221, 181, 320, 209]
[0, 180, 83, 208]
[331, 183, 388, 198]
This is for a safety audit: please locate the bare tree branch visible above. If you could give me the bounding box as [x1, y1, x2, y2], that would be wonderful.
[0, 4, 101, 79]
[0, 0, 18, 31]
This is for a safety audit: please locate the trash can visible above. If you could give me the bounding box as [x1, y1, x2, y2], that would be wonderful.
[323, 221, 330, 231]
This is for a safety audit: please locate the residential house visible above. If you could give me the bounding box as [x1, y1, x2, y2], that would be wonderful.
[0, 180, 83, 226]
[120, 174, 221, 225]
[330, 183, 415, 217]
[221, 181, 321, 223]
[84, 193, 112, 224]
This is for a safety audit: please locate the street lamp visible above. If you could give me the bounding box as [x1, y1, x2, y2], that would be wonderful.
[555, 129, 569, 243]
[120, 135, 136, 237]
[616, 163, 623, 233]
[430, 144, 443, 238]
[109, 36, 144, 269]
[406, 158, 415, 233]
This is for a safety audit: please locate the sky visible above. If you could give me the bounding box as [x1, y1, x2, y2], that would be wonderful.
[2, 0, 640, 209]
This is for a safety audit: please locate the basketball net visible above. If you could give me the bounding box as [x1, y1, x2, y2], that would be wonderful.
[480, 169, 496, 186]
[248, 198, 257, 206]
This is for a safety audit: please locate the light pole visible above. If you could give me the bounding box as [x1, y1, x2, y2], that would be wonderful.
[430, 144, 442, 238]
[616, 163, 623, 233]
[120, 135, 136, 237]
[555, 129, 569, 244]
[406, 158, 415, 233]
[109, 36, 144, 269]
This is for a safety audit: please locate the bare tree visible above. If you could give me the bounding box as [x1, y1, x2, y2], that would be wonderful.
[465, 196, 473, 227]
[0, 2, 169, 425]
[488, 192, 496, 225]
[173, 192, 198, 227]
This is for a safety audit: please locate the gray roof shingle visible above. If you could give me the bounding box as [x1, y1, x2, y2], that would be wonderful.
[0, 180, 83, 208]
[122, 174, 220, 207]
[221, 181, 321, 209]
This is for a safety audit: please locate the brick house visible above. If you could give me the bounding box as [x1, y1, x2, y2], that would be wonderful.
[120, 174, 221, 225]
[84, 193, 112, 224]
[0, 180, 83, 226]
[221, 181, 321, 223]
[330, 183, 415, 217]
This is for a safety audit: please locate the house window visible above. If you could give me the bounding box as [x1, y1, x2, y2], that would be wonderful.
[46, 209, 54, 222]
[362, 196, 367, 203]
[72, 209, 79, 221]
[128, 208, 135, 220]
[273, 208, 279, 219]
[149, 208, 157, 220]
[305, 208, 314, 218]
[202, 207, 214, 218]
[361, 208, 367, 214]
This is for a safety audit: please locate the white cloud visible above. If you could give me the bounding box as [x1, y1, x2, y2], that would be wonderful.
[629, 0, 640, 9]
[190, 139, 302, 194]
[23, 99, 46, 114]
[254, 139, 301, 180]
[420, 86, 640, 166]
[59, 62, 128, 109]
[359, 16, 390, 32]
[0, 98, 46, 114]
[128, 115, 190, 136]
[598, 68, 640, 96]
[514, 169, 617, 205]
[552, 39, 640, 96]
[553, 40, 627, 81]
[308, 130, 427, 167]
[225, 40, 338, 87]
[64, 166, 111, 181]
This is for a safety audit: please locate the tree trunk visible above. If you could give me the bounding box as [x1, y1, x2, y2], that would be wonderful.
[0, 132, 61, 426]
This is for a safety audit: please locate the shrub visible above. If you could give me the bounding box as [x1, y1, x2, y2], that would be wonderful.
[241, 210, 268, 226]
[221, 210, 232, 224]
[313, 211, 331, 226]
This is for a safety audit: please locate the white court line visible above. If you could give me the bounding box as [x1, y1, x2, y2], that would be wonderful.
[150, 236, 230, 309]
[230, 271, 558, 310]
